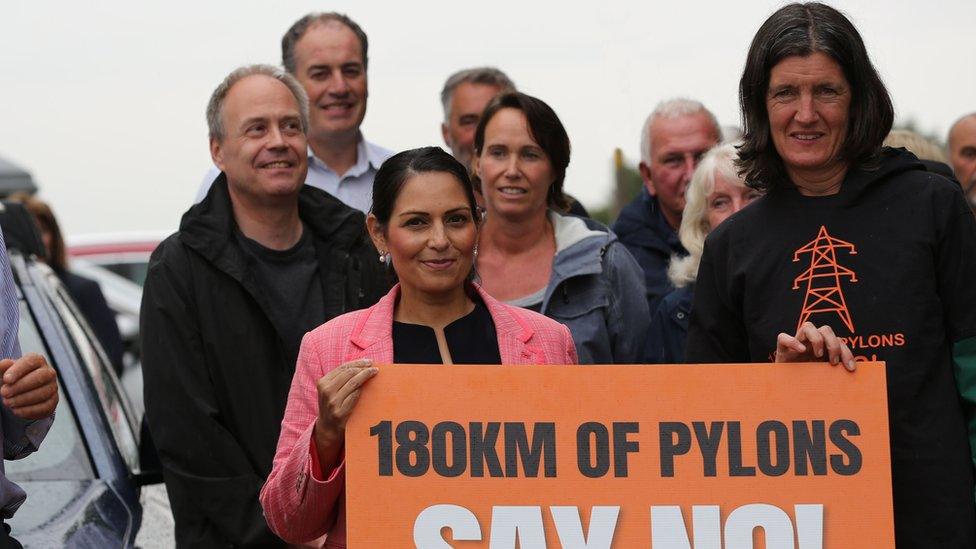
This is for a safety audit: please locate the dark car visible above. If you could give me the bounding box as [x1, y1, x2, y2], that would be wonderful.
[0, 202, 159, 547]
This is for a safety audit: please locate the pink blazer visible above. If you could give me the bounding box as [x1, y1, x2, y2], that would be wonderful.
[260, 284, 577, 547]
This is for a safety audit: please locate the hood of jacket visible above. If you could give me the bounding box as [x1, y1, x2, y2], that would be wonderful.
[541, 213, 616, 311]
[775, 147, 928, 207]
[177, 174, 363, 280]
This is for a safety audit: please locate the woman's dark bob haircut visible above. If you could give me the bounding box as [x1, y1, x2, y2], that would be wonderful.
[473, 91, 571, 212]
[8, 193, 67, 271]
[370, 146, 478, 228]
[737, 2, 894, 190]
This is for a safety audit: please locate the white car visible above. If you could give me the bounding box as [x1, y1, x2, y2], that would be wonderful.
[67, 231, 166, 287]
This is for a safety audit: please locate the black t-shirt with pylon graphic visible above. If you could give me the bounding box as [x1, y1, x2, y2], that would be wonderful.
[687, 148, 976, 548]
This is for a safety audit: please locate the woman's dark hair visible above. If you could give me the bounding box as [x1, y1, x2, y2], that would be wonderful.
[9, 192, 67, 271]
[473, 91, 571, 212]
[371, 146, 478, 228]
[737, 2, 894, 190]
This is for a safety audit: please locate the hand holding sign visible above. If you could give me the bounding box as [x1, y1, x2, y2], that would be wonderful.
[313, 359, 378, 471]
[0, 353, 58, 420]
[775, 321, 856, 371]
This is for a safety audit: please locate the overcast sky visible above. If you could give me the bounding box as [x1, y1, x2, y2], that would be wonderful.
[1, 0, 973, 237]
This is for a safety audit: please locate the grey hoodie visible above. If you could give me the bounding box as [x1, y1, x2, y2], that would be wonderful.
[536, 212, 649, 363]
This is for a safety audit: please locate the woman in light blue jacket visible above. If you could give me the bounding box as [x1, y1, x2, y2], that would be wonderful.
[471, 91, 648, 363]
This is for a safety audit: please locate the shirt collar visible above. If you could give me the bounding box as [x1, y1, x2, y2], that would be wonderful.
[307, 133, 382, 177]
[361, 136, 387, 170]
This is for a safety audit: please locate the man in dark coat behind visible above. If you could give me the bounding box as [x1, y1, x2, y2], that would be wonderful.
[140, 64, 387, 547]
[613, 98, 720, 323]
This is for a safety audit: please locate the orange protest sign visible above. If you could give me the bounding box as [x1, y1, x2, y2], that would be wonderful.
[345, 363, 893, 548]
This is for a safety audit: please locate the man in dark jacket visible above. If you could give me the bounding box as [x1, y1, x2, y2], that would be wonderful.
[613, 98, 720, 322]
[140, 64, 387, 547]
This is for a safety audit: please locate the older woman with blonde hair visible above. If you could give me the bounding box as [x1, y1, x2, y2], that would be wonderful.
[883, 128, 957, 180]
[882, 129, 948, 164]
[645, 143, 761, 362]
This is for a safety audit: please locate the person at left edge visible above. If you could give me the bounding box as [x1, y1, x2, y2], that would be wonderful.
[9, 193, 125, 375]
[260, 147, 578, 547]
[194, 12, 394, 213]
[141, 64, 387, 547]
[0, 227, 59, 549]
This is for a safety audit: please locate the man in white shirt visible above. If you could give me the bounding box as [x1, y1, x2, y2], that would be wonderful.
[195, 12, 393, 213]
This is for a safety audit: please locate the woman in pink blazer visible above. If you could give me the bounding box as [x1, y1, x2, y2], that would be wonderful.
[260, 147, 578, 547]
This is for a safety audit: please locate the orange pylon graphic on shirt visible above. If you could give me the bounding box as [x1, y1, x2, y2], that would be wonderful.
[792, 225, 858, 333]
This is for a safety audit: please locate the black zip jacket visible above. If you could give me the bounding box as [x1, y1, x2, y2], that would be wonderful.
[140, 176, 387, 547]
[612, 190, 687, 319]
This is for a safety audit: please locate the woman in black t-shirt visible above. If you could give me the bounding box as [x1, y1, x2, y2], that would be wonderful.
[687, 4, 976, 547]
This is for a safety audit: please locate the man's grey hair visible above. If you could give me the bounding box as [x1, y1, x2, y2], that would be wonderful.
[282, 12, 368, 75]
[206, 64, 310, 142]
[440, 67, 515, 121]
[639, 98, 721, 165]
[948, 112, 976, 149]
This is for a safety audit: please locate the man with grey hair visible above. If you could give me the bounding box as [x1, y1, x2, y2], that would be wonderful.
[194, 12, 393, 213]
[143, 64, 386, 547]
[948, 112, 976, 204]
[440, 66, 515, 172]
[612, 98, 721, 337]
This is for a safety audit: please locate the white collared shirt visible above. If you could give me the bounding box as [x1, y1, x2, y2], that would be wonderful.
[194, 135, 394, 213]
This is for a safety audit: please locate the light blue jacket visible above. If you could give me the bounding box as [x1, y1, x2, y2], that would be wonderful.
[538, 213, 649, 364]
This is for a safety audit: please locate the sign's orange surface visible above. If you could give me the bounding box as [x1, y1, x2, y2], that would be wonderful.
[346, 362, 893, 548]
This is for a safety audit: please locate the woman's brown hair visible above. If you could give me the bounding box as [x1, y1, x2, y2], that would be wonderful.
[8, 193, 67, 271]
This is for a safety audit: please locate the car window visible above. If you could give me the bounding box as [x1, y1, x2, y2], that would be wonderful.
[5, 300, 94, 481]
[48, 277, 141, 475]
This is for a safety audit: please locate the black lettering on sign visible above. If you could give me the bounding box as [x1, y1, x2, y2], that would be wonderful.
[829, 420, 862, 475]
[504, 422, 556, 478]
[612, 422, 640, 477]
[692, 421, 724, 477]
[369, 420, 393, 476]
[470, 422, 503, 477]
[372, 421, 568, 478]
[793, 420, 827, 476]
[577, 422, 611, 478]
[727, 422, 756, 477]
[659, 422, 691, 477]
[756, 420, 789, 476]
[395, 420, 430, 477]
[431, 422, 467, 477]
